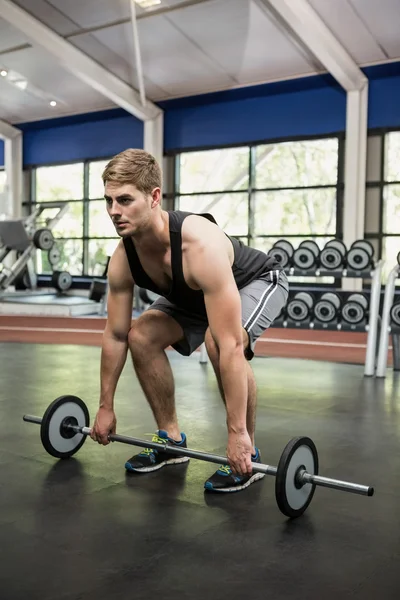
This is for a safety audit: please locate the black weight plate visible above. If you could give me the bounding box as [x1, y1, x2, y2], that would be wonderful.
[52, 270, 72, 292]
[40, 395, 89, 458]
[341, 301, 366, 324]
[346, 247, 370, 271]
[274, 240, 294, 257]
[275, 436, 318, 519]
[293, 247, 315, 270]
[268, 247, 290, 269]
[33, 228, 54, 251]
[299, 240, 320, 258]
[390, 303, 400, 327]
[313, 300, 336, 323]
[287, 299, 309, 322]
[325, 239, 347, 256]
[48, 245, 60, 267]
[320, 247, 343, 270]
[397, 251, 400, 267]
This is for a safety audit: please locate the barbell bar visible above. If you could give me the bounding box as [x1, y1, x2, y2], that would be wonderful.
[22, 395, 374, 519]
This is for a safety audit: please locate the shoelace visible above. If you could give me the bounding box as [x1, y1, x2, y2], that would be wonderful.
[218, 464, 232, 475]
[139, 433, 168, 456]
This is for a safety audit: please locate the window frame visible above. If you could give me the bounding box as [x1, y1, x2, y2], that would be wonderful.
[170, 132, 344, 288]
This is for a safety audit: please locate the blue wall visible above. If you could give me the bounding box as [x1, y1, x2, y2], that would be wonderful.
[0, 140, 3, 166]
[19, 109, 144, 166]
[0, 61, 399, 167]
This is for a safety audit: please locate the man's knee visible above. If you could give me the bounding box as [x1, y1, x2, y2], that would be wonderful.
[128, 311, 180, 356]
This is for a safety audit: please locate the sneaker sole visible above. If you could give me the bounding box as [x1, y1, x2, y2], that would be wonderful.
[204, 472, 265, 493]
[125, 456, 190, 473]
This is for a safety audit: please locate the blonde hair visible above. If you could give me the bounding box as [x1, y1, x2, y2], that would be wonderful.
[102, 149, 162, 194]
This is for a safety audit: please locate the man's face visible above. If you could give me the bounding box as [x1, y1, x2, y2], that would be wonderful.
[104, 182, 160, 237]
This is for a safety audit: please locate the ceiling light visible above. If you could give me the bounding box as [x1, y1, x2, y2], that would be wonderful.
[14, 80, 28, 90]
[134, 0, 161, 8]
[50, 100, 57, 107]
[0, 70, 8, 77]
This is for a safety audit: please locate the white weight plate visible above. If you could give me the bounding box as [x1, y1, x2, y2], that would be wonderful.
[321, 292, 342, 310]
[269, 247, 290, 269]
[351, 240, 374, 257]
[274, 240, 294, 257]
[320, 247, 342, 270]
[40, 396, 89, 458]
[287, 299, 308, 321]
[314, 300, 336, 323]
[299, 240, 320, 257]
[296, 292, 314, 310]
[346, 247, 370, 271]
[285, 446, 316, 511]
[341, 301, 365, 324]
[390, 303, 400, 327]
[325, 239, 347, 256]
[293, 247, 315, 270]
[347, 294, 368, 310]
[48, 402, 86, 454]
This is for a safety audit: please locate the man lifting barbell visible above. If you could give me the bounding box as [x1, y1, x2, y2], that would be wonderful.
[90, 148, 289, 492]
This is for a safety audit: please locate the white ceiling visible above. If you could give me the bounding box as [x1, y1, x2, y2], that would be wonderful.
[0, 0, 398, 123]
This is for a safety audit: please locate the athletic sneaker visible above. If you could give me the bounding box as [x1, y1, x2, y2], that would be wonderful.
[204, 448, 265, 492]
[125, 430, 189, 473]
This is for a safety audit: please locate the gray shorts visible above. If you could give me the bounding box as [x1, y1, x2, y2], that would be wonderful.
[147, 269, 289, 361]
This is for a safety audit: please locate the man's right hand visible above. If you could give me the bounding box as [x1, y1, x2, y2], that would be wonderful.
[90, 407, 117, 445]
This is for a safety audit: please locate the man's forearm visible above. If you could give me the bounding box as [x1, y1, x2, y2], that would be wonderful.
[99, 330, 129, 410]
[218, 347, 248, 432]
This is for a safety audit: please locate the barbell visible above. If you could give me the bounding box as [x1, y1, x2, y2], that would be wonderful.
[23, 395, 374, 519]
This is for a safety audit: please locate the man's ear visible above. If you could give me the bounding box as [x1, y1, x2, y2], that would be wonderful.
[151, 187, 161, 208]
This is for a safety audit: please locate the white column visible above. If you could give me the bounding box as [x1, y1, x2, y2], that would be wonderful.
[144, 112, 164, 167]
[342, 85, 368, 291]
[4, 133, 23, 218]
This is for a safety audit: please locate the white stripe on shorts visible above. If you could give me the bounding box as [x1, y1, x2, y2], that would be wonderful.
[243, 270, 280, 333]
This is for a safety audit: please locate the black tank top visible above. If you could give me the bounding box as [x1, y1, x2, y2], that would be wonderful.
[123, 210, 282, 317]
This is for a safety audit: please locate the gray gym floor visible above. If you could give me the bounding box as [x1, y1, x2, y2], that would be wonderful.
[1, 342, 399, 600]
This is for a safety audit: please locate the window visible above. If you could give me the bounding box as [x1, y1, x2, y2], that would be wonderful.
[175, 138, 340, 283]
[33, 160, 116, 277]
[0, 170, 6, 198]
[88, 159, 119, 276]
[365, 131, 400, 283]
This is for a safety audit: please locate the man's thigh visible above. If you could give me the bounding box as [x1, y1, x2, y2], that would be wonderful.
[146, 296, 208, 357]
[240, 269, 289, 360]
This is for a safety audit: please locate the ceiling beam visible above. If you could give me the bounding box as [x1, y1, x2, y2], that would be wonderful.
[0, 119, 21, 140]
[0, 0, 162, 121]
[256, 0, 367, 91]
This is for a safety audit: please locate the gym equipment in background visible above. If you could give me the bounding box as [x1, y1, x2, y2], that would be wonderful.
[0, 202, 72, 294]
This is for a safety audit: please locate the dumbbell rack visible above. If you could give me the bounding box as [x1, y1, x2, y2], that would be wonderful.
[274, 261, 384, 377]
[376, 262, 400, 377]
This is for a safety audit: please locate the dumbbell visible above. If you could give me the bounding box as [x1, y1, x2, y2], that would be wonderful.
[390, 301, 400, 328]
[341, 293, 369, 325]
[268, 240, 294, 269]
[292, 241, 320, 271]
[319, 240, 347, 270]
[286, 292, 314, 322]
[346, 240, 374, 271]
[313, 292, 342, 324]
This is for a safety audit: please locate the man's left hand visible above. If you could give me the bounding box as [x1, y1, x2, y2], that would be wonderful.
[227, 431, 253, 476]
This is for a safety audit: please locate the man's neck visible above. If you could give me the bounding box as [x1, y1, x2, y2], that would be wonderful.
[131, 210, 170, 255]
